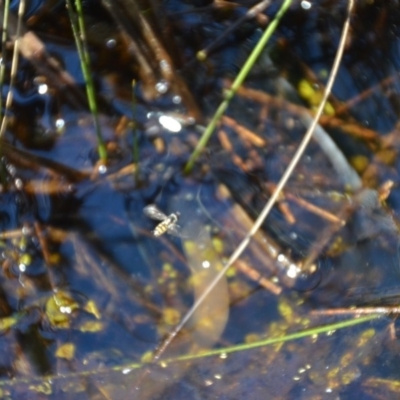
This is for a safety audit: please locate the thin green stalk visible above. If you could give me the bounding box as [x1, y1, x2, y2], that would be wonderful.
[0, 0, 11, 124]
[184, 0, 293, 173]
[166, 314, 379, 363]
[0, 314, 379, 388]
[66, 0, 107, 162]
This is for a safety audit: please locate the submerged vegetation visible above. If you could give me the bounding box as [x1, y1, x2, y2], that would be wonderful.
[0, 0, 400, 399]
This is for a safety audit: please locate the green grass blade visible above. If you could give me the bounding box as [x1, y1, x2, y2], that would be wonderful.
[184, 0, 293, 173]
[66, 0, 107, 162]
[167, 314, 379, 363]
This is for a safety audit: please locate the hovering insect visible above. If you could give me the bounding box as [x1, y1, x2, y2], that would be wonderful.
[143, 204, 181, 237]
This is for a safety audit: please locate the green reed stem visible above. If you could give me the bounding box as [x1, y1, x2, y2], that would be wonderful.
[66, 0, 107, 162]
[184, 0, 293, 173]
[0, 313, 378, 389]
[167, 314, 378, 363]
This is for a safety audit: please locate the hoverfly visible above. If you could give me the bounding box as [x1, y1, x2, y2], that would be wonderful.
[143, 204, 181, 237]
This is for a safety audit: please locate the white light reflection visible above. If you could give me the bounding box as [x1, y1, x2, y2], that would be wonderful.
[287, 263, 301, 279]
[159, 115, 182, 133]
[172, 95, 182, 104]
[301, 1, 312, 10]
[38, 84, 48, 95]
[55, 119, 65, 130]
[98, 164, 107, 174]
[155, 80, 169, 94]
[106, 39, 116, 48]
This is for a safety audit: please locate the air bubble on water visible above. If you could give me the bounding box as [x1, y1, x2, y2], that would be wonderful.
[155, 80, 169, 94]
[55, 119, 65, 129]
[287, 264, 301, 279]
[22, 225, 31, 235]
[38, 84, 48, 95]
[106, 38, 116, 48]
[7, 164, 16, 176]
[15, 178, 23, 189]
[159, 60, 170, 72]
[172, 95, 181, 104]
[55, 119, 65, 134]
[98, 164, 107, 174]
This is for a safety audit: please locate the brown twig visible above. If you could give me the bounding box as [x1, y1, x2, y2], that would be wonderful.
[222, 115, 267, 147]
[265, 183, 345, 225]
[0, 6, 88, 109]
[232, 83, 382, 144]
[101, 0, 201, 119]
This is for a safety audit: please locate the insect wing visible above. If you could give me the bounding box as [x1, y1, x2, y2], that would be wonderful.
[166, 223, 184, 237]
[143, 204, 168, 221]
